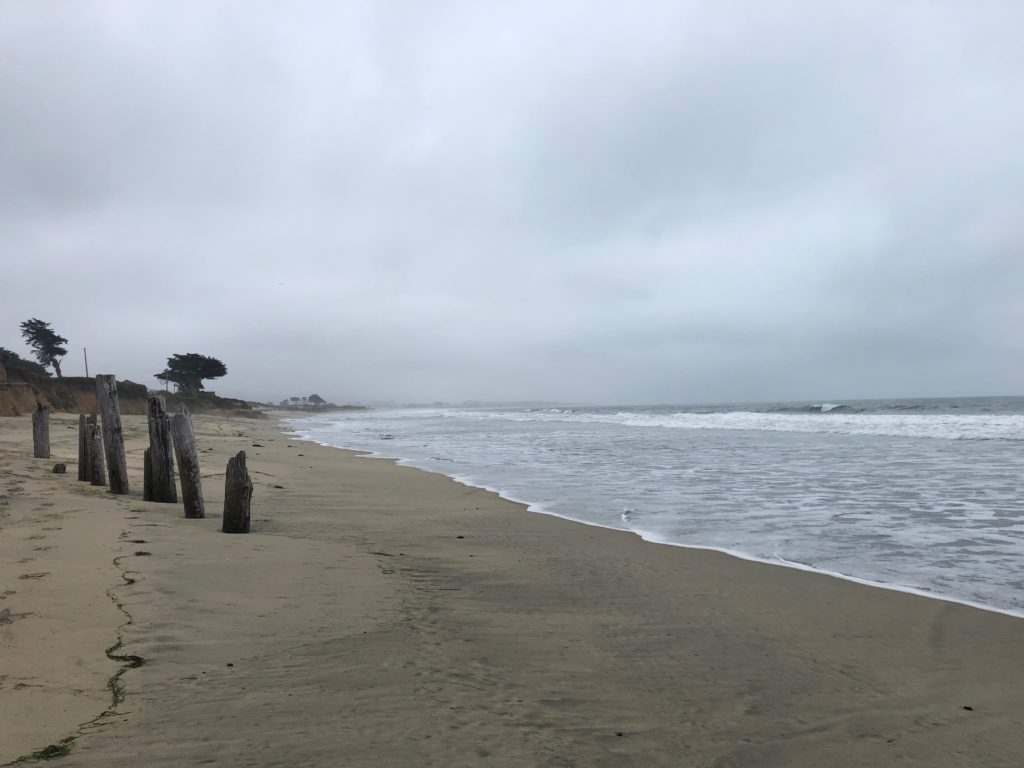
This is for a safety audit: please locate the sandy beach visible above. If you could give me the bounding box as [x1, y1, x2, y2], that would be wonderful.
[2, 410, 1023, 767]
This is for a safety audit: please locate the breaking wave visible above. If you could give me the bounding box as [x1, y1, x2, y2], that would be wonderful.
[443, 407, 1024, 441]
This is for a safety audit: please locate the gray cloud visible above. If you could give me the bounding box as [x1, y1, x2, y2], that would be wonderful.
[2, 1, 1022, 404]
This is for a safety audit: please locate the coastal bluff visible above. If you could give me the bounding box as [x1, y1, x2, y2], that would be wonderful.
[0, 361, 147, 417]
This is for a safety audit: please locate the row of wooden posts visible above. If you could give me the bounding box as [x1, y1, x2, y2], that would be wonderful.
[31, 374, 253, 534]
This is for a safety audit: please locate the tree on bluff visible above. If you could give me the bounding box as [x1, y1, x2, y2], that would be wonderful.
[155, 353, 227, 395]
[19, 318, 68, 377]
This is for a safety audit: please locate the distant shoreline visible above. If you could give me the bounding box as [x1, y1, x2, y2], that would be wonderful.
[261, 404, 369, 414]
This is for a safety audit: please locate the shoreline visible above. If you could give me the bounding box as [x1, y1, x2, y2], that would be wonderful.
[4, 411, 1024, 766]
[283, 422, 1024, 622]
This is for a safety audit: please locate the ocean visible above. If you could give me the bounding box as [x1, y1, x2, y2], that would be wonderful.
[287, 396, 1024, 617]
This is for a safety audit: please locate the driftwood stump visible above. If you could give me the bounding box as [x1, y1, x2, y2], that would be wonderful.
[87, 420, 106, 487]
[146, 397, 177, 503]
[32, 404, 50, 459]
[222, 451, 252, 533]
[96, 375, 129, 494]
[171, 408, 205, 519]
[77, 414, 88, 481]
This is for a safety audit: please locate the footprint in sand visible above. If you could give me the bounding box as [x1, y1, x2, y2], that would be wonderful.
[0, 608, 33, 625]
[18, 572, 49, 580]
[0, 590, 15, 600]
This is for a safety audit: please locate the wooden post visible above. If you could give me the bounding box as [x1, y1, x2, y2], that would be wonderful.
[83, 414, 97, 482]
[77, 414, 88, 481]
[146, 397, 177, 503]
[83, 415, 93, 482]
[172, 408, 205, 519]
[32, 404, 50, 459]
[143, 448, 153, 501]
[88, 421, 106, 487]
[95, 375, 129, 494]
[222, 451, 252, 533]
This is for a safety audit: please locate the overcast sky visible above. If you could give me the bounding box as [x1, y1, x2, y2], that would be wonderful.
[1, 1, 1022, 405]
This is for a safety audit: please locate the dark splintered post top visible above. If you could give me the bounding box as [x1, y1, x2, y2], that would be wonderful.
[172, 407, 205, 519]
[32, 404, 50, 459]
[222, 450, 252, 533]
[146, 397, 178, 503]
[95, 375, 129, 494]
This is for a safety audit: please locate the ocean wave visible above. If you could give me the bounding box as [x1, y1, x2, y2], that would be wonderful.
[763, 403, 863, 414]
[439, 408, 1024, 441]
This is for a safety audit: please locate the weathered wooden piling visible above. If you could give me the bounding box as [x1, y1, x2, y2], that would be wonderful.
[83, 415, 97, 482]
[171, 408, 205, 519]
[146, 397, 177, 503]
[87, 421, 106, 487]
[95, 375, 129, 494]
[222, 451, 252, 533]
[77, 414, 88, 481]
[143, 448, 153, 501]
[83, 416, 93, 481]
[32, 404, 50, 459]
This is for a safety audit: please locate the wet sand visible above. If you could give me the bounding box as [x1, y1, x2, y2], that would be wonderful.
[2, 411, 1023, 767]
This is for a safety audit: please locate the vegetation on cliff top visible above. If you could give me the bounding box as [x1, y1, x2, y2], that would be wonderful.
[155, 353, 228, 395]
[0, 347, 50, 377]
[19, 318, 68, 377]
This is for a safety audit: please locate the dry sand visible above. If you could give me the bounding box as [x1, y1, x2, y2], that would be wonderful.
[2, 410, 1023, 767]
